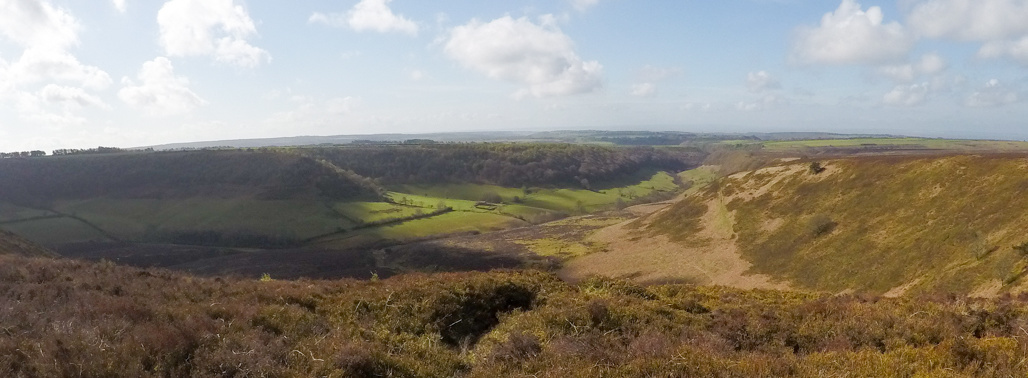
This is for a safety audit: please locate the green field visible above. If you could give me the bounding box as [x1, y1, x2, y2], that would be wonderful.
[0, 169, 687, 248]
[392, 183, 524, 203]
[0, 203, 56, 223]
[497, 203, 561, 219]
[386, 192, 488, 212]
[522, 171, 679, 213]
[678, 166, 719, 195]
[0, 217, 110, 244]
[393, 170, 681, 214]
[320, 170, 683, 245]
[314, 212, 528, 247]
[332, 201, 424, 224]
[53, 198, 354, 240]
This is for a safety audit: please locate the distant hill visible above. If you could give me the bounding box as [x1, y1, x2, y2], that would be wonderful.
[0, 229, 54, 257]
[141, 131, 536, 150]
[139, 130, 906, 150]
[0, 149, 383, 205]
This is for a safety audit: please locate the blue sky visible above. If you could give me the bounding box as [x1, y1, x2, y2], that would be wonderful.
[2, 0, 1028, 151]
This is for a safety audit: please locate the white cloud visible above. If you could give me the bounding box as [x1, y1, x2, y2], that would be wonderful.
[979, 37, 1028, 64]
[444, 15, 603, 98]
[906, 1, 1028, 66]
[569, 0, 600, 11]
[0, 0, 79, 49]
[877, 53, 946, 82]
[793, 0, 914, 65]
[630, 65, 680, 98]
[309, 0, 418, 36]
[266, 95, 363, 128]
[0, 0, 111, 126]
[682, 102, 715, 112]
[119, 57, 207, 116]
[746, 71, 781, 93]
[11, 90, 88, 127]
[883, 82, 930, 106]
[905, 0, 1028, 41]
[10, 48, 112, 89]
[0, 1, 109, 90]
[630, 83, 656, 97]
[965, 79, 1019, 107]
[736, 94, 787, 111]
[39, 84, 108, 109]
[112, 0, 126, 13]
[157, 0, 270, 68]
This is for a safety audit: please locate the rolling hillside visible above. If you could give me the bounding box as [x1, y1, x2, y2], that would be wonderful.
[566, 154, 1028, 296]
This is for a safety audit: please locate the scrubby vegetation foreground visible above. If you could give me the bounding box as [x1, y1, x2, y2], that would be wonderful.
[2, 255, 1028, 377]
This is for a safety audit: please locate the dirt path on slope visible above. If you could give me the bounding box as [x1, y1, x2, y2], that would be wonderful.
[558, 195, 791, 290]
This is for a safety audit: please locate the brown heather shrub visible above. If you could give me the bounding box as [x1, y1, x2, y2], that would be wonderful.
[5, 256, 1028, 376]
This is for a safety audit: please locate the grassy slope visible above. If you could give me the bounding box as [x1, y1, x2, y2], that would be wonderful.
[3, 256, 1028, 377]
[649, 155, 1028, 295]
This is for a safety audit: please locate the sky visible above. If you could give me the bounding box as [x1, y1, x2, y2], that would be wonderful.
[3, 0, 1028, 151]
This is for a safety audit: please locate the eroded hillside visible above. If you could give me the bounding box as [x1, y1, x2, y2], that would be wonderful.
[567, 155, 1028, 296]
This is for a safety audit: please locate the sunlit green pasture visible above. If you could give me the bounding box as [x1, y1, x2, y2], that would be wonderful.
[332, 201, 424, 224]
[355, 212, 527, 240]
[391, 170, 681, 214]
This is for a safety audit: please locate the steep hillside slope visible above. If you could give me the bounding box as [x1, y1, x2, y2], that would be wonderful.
[0, 229, 54, 257]
[569, 155, 1028, 296]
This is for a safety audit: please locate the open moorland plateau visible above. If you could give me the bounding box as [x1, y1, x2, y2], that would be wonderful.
[9, 132, 1028, 376]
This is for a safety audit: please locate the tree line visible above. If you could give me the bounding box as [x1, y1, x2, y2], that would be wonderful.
[0, 151, 45, 158]
[51, 146, 142, 156]
[1, 146, 147, 159]
[307, 143, 705, 187]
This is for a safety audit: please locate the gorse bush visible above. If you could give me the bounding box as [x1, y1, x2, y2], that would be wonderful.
[809, 161, 826, 174]
[807, 213, 836, 237]
[3, 255, 1028, 376]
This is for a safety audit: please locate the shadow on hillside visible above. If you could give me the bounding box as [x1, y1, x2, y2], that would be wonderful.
[53, 241, 554, 281]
